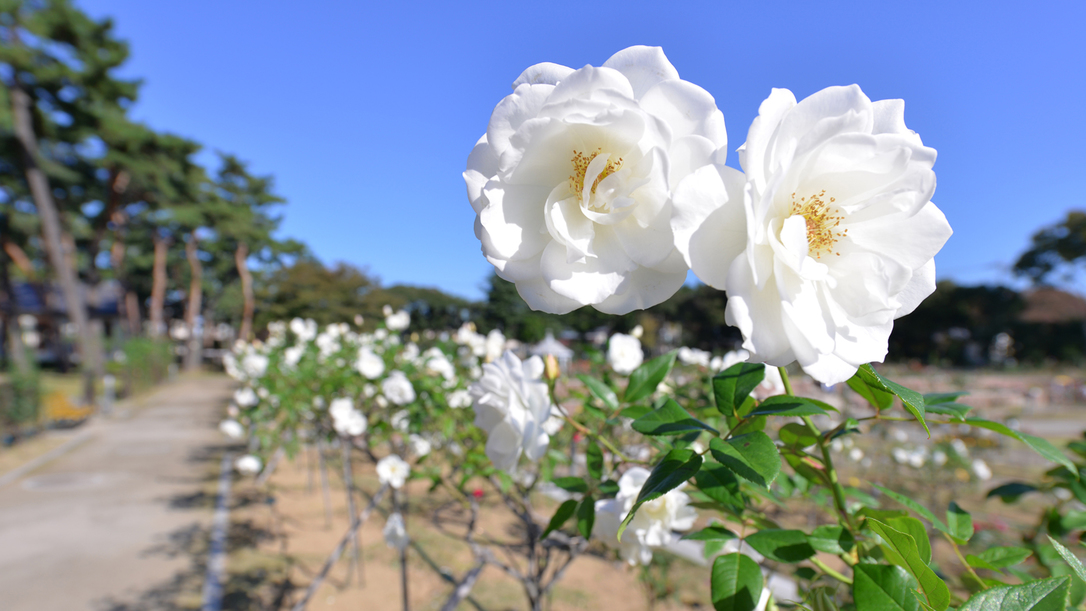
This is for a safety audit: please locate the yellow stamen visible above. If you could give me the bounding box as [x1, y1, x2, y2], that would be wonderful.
[569, 148, 622, 206]
[790, 190, 847, 258]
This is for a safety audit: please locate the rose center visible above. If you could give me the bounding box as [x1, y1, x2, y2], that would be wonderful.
[789, 190, 847, 258]
[569, 148, 622, 212]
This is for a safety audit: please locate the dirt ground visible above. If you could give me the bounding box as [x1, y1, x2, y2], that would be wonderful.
[229, 449, 715, 611]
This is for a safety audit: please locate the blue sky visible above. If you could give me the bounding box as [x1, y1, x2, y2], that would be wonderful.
[79, 0, 1086, 301]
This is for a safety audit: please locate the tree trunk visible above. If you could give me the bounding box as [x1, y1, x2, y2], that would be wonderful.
[8, 75, 96, 405]
[149, 232, 168, 338]
[0, 229, 30, 376]
[235, 242, 254, 342]
[184, 233, 202, 372]
[125, 291, 141, 336]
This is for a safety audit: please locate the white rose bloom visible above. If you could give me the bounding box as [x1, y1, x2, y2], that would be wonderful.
[702, 85, 951, 385]
[408, 434, 432, 457]
[386, 310, 410, 331]
[382, 304, 394, 317]
[234, 387, 258, 408]
[972, 458, 993, 481]
[235, 454, 262, 475]
[468, 351, 554, 472]
[426, 353, 457, 382]
[241, 353, 269, 379]
[677, 346, 711, 368]
[315, 332, 339, 359]
[362, 384, 377, 399]
[391, 409, 410, 432]
[485, 329, 506, 362]
[383, 512, 409, 551]
[593, 466, 697, 565]
[447, 389, 472, 409]
[330, 397, 367, 437]
[376, 455, 411, 489]
[711, 349, 750, 372]
[219, 419, 245, 440]
[402, 342, 420, 363]
[356, 347, 385, 379]
[222, 353, 240, 380]
[607, 333, 643, 375]
[283, 344, 304, 369]
[290, 318, 318, 342]
[466, 45, 731, 314]
[382, 371, 416, 405]
[541, 406, 565, 436]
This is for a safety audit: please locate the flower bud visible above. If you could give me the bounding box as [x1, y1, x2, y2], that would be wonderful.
[544, 354, 561, 382]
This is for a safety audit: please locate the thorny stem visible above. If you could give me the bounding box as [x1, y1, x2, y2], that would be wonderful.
[779, 367, 859, 535]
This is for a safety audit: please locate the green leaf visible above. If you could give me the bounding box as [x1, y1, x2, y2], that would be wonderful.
[810, 586, 840, 611]
[867, 518, 951, 611]
[873, 484, 948, 532]
[779, 422, 819, 448]
[578, 375, 618, 411]
[947, 502, 974, 544]
[585, 441, 603, 481]
[623, 351, 677, 404]
[857, 365, 930, 436]
[924, 392, 969, 405]
[958, 576, 1071, 611]
[969, 546, 1033, 569]
[744, 529, 816, 563]
[748, 395, 828, 417]
[853, 564, 921, 611]
[682, 524, 738, 541]
[886, 516, 932, 565]
[711, 553, 764, 611]
[1047, 535, 1086, 584]
[965, 418, 1077, 475]
[924, 403, 973, 419]
[576, 495, 595, 539]
[618, 404, 652, 420]
[808, 525, 855, 555]
[713, 363, 765, 417]
[694, 461, 745, 512]
[552, 477, 588, 494]
[987, 482, 1037, 503]
[847, 369, 894, 410]
[540, 499, 577, 539]
[598, 479, 619, 497]
[631, 398, 719, 436]
[710, 433, 781, 488]
[618, 449, 702, 539]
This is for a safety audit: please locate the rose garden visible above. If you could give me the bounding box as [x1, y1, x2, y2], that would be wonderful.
[2, 4, 1086, 611]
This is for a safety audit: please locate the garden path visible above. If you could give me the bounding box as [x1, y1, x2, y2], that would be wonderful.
[0, 374, 233, 611]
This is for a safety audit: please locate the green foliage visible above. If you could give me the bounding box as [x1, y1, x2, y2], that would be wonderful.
[619, 448, 702, 538]
[631, 398, 717, 436]
[958, 576, 1071, 611]
[867, 518, 950, 611]
[712, 362, 764, 417]
[711, 553, 763, 611]
[623, 351, 677, 404]
[743, 529, 815, 563]
[2, 358, 40, 429]
[708, 433, 780, 488]
[853, 565, 921, 611]
[117, 337, 173, 394]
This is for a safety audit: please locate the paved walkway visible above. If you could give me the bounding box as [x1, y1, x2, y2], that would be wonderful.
[0, 375, 235, 611]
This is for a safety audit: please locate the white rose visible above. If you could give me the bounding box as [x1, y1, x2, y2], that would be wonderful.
[376, 455, 410, 489]
[972, 458, 992, 481]
[718, 85, 951, 384]
[485, 329, 506, 363]
[592, 466, 697, 565]
[290, 318, 318, 342]
[541, 406, 564, 436]
[447, 389, 472, 409]
[426, 353, 457, 381]
[381, 371, 416, 405]
[391, 409, 410, 432]
[219, 419, 244, 440]
[283, 344, 304, 370]
[234, 387, 258, 408]
[235, 454, 262, 475]
[408, 433, 432, 457]
[383, 512, 409, 551]
[466, 46, 731, 314]
[241, 353, 269, 379]
[356, 347, 385, 379]
[386, 310, 410, 331]
[607, 333, 643, 375]
[330, 397, 367, 437]
[677, 346, 711, 368]
[468, 351, 553, 472]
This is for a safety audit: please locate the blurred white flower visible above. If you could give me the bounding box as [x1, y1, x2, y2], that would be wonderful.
[235, 454, 262, 475]
[466, 46, 731, 314]
[718, 85, 951, 385]
[382, 371, 416, 405]
[408, 434, 432, 457]
[362, 384, 377, 399]
[356, 347, 385, 379]
[892, 447, 909, 464]
[677, 346, 711, 368]
[402, 342, 420, 363]
[608, 333, 643, 375]
[448, 389, 472, 409]
[485, 329, 506, 363]
[386, 309, 410, 331]
[383, 512, 409, 551]
[290, 318, 318, 342]
[241, 353, 268, 379]
[234, 387, 258, 408]
[951, 438, 969, 457]
[426, 352, 457, 382]
[972, 458, 992, 481]
[630, 325, 644, 339]
[593, 467, 697, 565]
[330, 397, 367, 437]
[376, 455, 411, 489]
[219, 419, 245, 440]
[932, 450, 947, 466]
[468, 351, 554, 472]
[391, 409, 410, 432]
[541, 406, 565, 436]
[711, 349, 749, 373]
[848, 447, 864, 462]
[283, 344, 304, 369]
